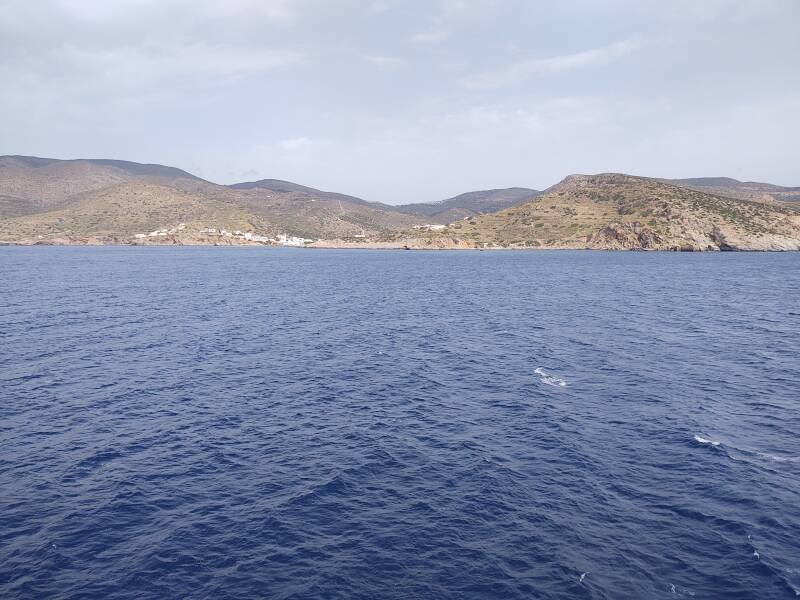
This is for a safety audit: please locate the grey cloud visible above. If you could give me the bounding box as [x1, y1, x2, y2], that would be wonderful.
[1, 0, 798, 203]
[460, 37, 644, 89]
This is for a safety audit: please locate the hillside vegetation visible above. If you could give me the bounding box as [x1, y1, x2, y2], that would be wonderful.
[0, 156, 427, 242]
[2, 157, 799, 250]
[405, 174, 800, 251]
[664, 177, 800, 205]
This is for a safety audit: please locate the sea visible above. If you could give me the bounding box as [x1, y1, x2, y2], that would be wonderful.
[1, 247, 799, 599]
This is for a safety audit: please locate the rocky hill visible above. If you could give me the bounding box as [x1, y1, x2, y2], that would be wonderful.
[395, 174, 800, 251]
[2, 157, 798, 250]
[394, 187, 540, 222]
[664, 177, 800, 205]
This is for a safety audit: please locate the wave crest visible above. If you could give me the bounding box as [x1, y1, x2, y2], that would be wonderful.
[534, 367, 567, 387]
[694, 435, 721, 447]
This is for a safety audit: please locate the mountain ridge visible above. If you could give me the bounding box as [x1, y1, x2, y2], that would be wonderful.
[1, 156, 799, 250]
[660, 176, 800, 204]
[394, 187, 541, 222]
[0, 155, 204, 182]
[228, 178, 375, 207]
[0, 156, 543, 221]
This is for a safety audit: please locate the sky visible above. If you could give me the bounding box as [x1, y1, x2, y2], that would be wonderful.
[1, 0, 799, 204]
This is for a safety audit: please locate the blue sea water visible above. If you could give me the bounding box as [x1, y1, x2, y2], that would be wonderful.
[1, 247, 799, 599]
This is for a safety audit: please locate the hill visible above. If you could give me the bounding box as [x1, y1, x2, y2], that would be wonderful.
[2, 158, 799, 250]
[394, 174, 800, 251]
[0, 156, 426, 243]
[664, 177, 800, 205]
[0, 182, 272, 245]
[395, 187, 540, 222]
[0, 155, 205, 217]
[228, 178, 372, 206]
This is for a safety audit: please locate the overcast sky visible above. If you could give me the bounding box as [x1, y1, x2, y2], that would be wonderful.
[1, 0, 798, 203]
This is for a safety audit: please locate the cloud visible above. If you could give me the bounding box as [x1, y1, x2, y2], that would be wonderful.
[247, 137, 331, 171]
[1, 0, 798, 202]
[410, 29, 450, 43]
[278, 137, 315, 151]
[367, 0, 390, 15]
[461, 37, 643, 89]
[409, 0, 478, 44]
[0, 40, 304, 119]
[361, 54, 408, 70]
[440, 0, 498, 20]
[61, 43, 303, 88]
[54, 0, 161, 22]
[52, 0, 295, 23]
[203, 0, 294, 21]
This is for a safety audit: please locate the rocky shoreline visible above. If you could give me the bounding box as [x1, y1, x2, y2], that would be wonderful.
[3, 236, 799, 251]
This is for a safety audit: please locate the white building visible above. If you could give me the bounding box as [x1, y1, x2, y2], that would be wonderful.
[413, 224, 447, 232]
[277, 233, 312, 247]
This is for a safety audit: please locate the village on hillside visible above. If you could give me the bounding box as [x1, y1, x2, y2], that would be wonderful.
[133, 224, 314, 246]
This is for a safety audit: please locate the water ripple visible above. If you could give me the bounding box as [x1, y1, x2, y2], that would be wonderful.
[1, 247, 799, 599]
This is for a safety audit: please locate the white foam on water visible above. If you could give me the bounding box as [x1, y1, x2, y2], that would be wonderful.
[693, 435, 721, 447]
[699, 437, 800, 465]
[756, 451, 800, 463]
[534, 367, 567, 387]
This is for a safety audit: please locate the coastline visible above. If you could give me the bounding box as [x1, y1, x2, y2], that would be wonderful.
[2, 239, 798, 252]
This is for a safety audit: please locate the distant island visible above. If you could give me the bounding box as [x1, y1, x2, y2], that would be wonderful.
[1, 155, 799, 251]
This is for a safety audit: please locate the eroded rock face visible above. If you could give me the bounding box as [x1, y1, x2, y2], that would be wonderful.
[710, 227, 735, 251]
[438, 173, 800, 251]
[586, 222, 664, 250]
[709, 230, 800, 251]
